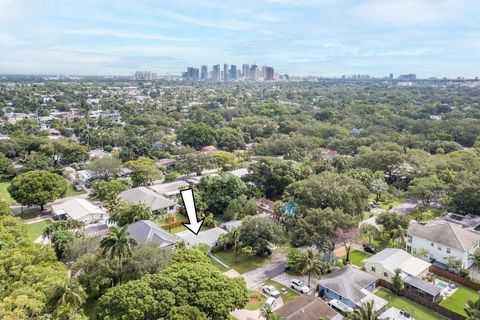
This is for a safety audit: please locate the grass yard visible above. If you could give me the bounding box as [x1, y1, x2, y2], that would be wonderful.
[65, 181, 87, 197]
[439, 284, 478, 317]
[375, 288, 447, 320]
[26, 220, 52, 241]
[370, 194, 404, 210]
[208, 256, 230, 272]
[0, 180, 16, 205]
[344, 250, 371, 267]
[213, 250, 267, 274]
[245, 290, 266, 310]
[264, 280, 299, 304]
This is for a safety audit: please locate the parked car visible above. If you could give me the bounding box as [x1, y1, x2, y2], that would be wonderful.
[363, 244, 378, 254]
[261, 297, 277, 313]
[73, 184, 82, 192]
[291, 279, 309, 294]
[262, 285, 281, 298]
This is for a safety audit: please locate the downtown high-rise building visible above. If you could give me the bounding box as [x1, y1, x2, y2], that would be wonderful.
[134, 71, 156, 81]
[186, 67, 199, 80]
[223, 64, 229, 81]
[212, 64, 221, 81]
[250, 64, 258, 80]
[242, 64, 250, 78]
[229, 65, 237, 81]
[264, 66, 275, 81]
[201, 65, 208, 80]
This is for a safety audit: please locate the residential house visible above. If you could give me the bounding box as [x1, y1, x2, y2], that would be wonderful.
[220, 220, 242, 232]
[51, 198, 107, 225]
[127, 220, 178, 248]
[148, 180, 190, 201]
[227, 168, 249, 178]
[363, 248, 431, 282]
[317, 265, 387, 312]
[275, 295, 341, 320]
[118, 187, 176, 215]
[363, 248, 441, 302]
[176, 227, 227, 248]
[407, 220, 480, 269]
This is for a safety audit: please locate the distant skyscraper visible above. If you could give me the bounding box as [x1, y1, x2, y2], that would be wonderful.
[229, 65, 237, 81]
[201, 65, 208, 80]
[223, 64, 229, 81]
[242, 64, 250, 78]
[212, 65, 221, 81]
[250, 64, 258, 80]
[265, 66, 274, 81]
[134, 71, 156, 81]
[389, 73, 393, 80]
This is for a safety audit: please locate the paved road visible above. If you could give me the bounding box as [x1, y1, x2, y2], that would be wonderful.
[243, 254, 287, 289]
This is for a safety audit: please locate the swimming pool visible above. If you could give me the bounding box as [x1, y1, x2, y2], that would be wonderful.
[435, 279, 449, 290]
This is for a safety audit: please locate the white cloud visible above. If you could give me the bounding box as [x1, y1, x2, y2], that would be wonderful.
[64, 29, 194, 42]
[354, 0, 476, 26]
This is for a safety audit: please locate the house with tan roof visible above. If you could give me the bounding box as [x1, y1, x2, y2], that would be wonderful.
[407, 220, 480, 269]
[275, 295, 341, 320]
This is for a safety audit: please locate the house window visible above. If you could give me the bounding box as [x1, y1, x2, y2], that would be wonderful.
[168, 206, 174, 211]
[407, 236, 412, 243]
[438, 247, 442, 251]
[447, 248, 451, 254]
[339, 296, 343, 300]
[384, 272, 388, 277]
[371, 267, 376, 272]
[326, 289, 330, 293]
[431, 242, 434, 246]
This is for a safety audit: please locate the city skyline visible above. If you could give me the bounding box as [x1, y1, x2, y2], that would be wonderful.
[0, 0, 479, 77]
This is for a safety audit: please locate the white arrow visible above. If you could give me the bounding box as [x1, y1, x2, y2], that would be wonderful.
[180, 188, 204, 235]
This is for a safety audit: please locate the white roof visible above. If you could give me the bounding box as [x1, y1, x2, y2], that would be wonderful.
[228, 168, 249, 178]
[118, 187, 175, 211]
[148, 181, 189, 196]
[51, 198, 106, 221]
[176, 227, 227, 247]
[363, 248, 431, 278]
[359, 291, 388, 311]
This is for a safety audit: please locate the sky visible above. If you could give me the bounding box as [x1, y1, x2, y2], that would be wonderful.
[0, 0, 479, 77]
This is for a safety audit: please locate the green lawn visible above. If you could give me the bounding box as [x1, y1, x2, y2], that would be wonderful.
[370, 194, 404, 210]
[440, 284, 478, 317]
[343, 250, 371, 267]
[16, 209, 43, 220]
[26, 220, 52, 241]
[65, 181, 87, 197]
[208, 256, 230, 272]
[213, 250, 267, 274]
[154, 213, 186, 225]
[375, 288, 447, 320]
[0, 181, 16, 205]
[245, 290, 266, 310]
[264, 280, 299, 304]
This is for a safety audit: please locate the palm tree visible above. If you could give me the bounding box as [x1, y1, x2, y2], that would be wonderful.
[469, 252, 480, 268]
[55, 279, 87, 309]
[164, 213, 176, 232]
[465, 294, 480, 320]
[346, 301, 382, 320]
[228, 228, 242, 263]
[297, 249, 324, 287]
[100, 225, 137, 281]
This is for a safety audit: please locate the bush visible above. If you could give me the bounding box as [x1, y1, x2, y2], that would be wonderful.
[459, 268, 469, 278]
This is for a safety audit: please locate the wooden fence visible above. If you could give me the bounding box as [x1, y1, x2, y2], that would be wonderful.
[377, 279, 465, 320]
[429, 265, 480, 291]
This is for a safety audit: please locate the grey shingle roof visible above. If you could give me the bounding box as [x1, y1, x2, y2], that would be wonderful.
[404, 275, 441, 297]
[408, 220, 480, 251]
[275, 295, 338, 320]
[119, 187, 175, 211]
[318, 265, 377, 304]
[127, 220, 178, 248]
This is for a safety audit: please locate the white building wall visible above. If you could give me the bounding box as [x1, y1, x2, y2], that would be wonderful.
[407, 235, 477, 269]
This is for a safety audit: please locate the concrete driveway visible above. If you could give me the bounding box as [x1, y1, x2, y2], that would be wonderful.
[231, 290, 284, 320]
[243, 254, 287, 289]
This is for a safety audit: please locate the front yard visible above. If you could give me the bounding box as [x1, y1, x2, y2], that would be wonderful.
[245, 290, 266, 310]
[375, 288, 447, 320]
[26, 220, 52, 241]
[213, 250, 268, 274]
[0, 180, 16, 205]
[264, 279, 299, 304]
[439, 284, 478, 317]
[343, 250, 371, 267]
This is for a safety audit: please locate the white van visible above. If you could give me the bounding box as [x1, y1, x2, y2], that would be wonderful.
[262, 297, 277, 312]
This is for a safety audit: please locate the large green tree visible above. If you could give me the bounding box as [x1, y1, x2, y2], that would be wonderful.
[8, 170, 67, 210]
[125, 156, 162, 186]
[108, 201, 153, 226]
[178, 123, 217, 149]
[237, 216, 285, 254]
[100, 226, 137, 281]
[244, 157, 302, 198]
[196, 174, 248, 216]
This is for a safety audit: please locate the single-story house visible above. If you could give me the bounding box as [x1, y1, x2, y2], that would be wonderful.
[176, 227, 227, 248]
[318, 265, 387, 312]
[118, 187, 176, 215]
[220, 220, 242, 232]
[275, 295, 341, 320]
[407, 220, 480, 269]
[51, 198, 107, 225]
[227, 168, 249, 178]
[127, 220, 179, 248]
[148, 181, 190, 200]
[363, 248, 431, 282]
